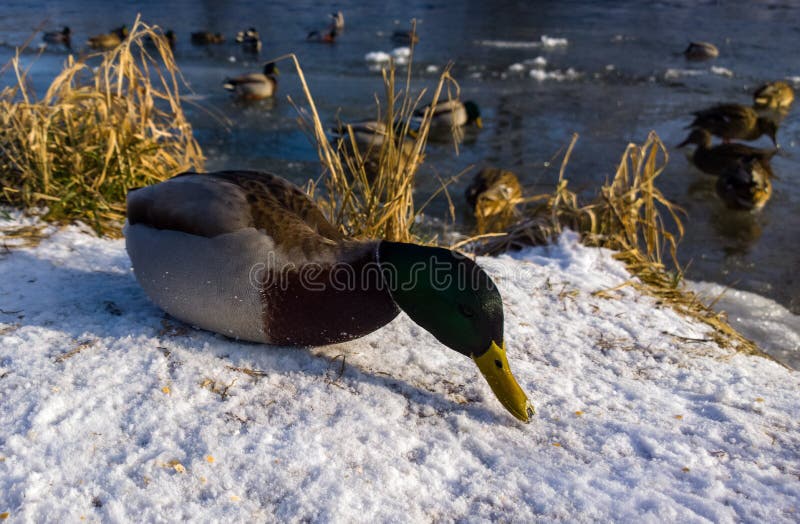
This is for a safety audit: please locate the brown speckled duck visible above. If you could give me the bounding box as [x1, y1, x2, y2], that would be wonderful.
[125, 170, 533, 422]
[689, 103, 778, 144]
[753, 81, 795, 110]
[678, 129, 777, 177]
[715, 158, 773, 211]
[465, 167, 522, 212]
[683, 41, 719, 61]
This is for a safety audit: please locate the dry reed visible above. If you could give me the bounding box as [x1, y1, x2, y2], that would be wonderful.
[0, 17, 203, 236]
[473, 132, 767, 358]
[286, 23, 461, 243]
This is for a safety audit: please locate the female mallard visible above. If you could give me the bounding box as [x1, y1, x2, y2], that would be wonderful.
[683, 41, 718, 61]
[223, 62, 278, 100]
[416, 99, 483, 130]
[677, 128, 777, 176]
[753, 81, 795, 110]
[191, 31, 225, 45]
[715, 158, 773, 211]
[43, 26, 71, 48]
[88, 31, 122, 50]
[331, 120, 420, 180]
[465, 167, 522, 212]
[688, 103, 777, 144]
[125, 170, 533, 422]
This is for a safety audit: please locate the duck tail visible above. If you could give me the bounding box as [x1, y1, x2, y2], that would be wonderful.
[222, 80, 236, 91]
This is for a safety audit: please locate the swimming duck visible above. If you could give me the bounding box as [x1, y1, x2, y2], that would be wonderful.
[677, 128, 777, 177]
[330, 11, 345, 31]
[678, 129, 778, 175]
[683, 41, 718, 61]
[223, 62, 278, 100]
[125, 170, 533, 422]
[88, 30, 124, 50]
[392, 30, 419, 45]
[235, 27, 262, 53]
[688, 103, 778, 144]
[715, 157, 773, 211]
[331, 120, 420, 180]
[753, 81, 795, 110]
[466, 167, 522, 212]
[43, 26, 71, 48]
[416, 99, 483, 131]
[145, 30, 175, 50]
[191, 31, 225, 45]
[307, 27, 338, 43]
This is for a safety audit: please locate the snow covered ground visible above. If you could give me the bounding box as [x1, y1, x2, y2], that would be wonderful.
[1, 214, 799, 522]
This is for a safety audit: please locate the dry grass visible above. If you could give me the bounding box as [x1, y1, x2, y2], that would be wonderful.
[0, 17, 203, 236]
[287, 24, 460, 243]
[473, 132, 767, 358]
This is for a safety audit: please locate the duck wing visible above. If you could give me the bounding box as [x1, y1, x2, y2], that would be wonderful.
[127, 170, 344, 259]
[690, 104, 753, 128]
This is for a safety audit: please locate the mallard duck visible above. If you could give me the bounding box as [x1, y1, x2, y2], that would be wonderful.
[223, 62, 278, 100]
[677, 128, 777, 177]
[307, 27, 338, 43]
[753, 81, 795, 110]
[145, 30, 175, 50]
[125, 170, 533, 422]
[43, 26, 71, 48]
[416, 99, 483, 130]
[392, 30, 419, 45]
[683, 41, 718, 61]
[465, 167, 522, 212]
[235, 27, 262, 53]
[331, 120, 420, 180]
[715, 157, 773, 211]
[688, 103, 778, 144]
[88, 30, 123, 50]
[330, 11, 345, 31]
[191, 31, 225, 45]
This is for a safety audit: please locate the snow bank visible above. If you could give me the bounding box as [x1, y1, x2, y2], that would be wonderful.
[1, 217, 799, 521]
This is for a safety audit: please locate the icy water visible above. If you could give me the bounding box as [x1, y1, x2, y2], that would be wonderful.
[0, 0, 799, 316]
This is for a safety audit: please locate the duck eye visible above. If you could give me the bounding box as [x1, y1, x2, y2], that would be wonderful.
[459, 304, 474, 318]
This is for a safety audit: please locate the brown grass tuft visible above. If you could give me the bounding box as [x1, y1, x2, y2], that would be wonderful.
[473, 132, 768, 358]
[0, 16, 203, 236]
[286, 23, 461, 243]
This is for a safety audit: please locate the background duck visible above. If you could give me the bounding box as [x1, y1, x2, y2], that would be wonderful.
[753, 81, 795, 111]
[329, 11, 345, 31]
[688, 103, 778, 144]
[465, 167, 522, 213]
[683, 41, 719, 61]
[125, 170, 533, 422]
[715, 158, 773, 211]
[87, 25, 128, 50]
[223, 62, 278, 100]
[43, 26, 71, 49]
[416, 99, 483, 131]
[88, 31, 123, 50]
[330, 120, 420, 180]
[677, 128, 777, 177]
[191, 31, 225, 45]
[307, 27, 337, 43]
[392, 30, 419, 45]
[235, 27, 262, 53]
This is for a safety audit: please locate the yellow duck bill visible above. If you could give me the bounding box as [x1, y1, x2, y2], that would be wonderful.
[472, 341, 534, 422]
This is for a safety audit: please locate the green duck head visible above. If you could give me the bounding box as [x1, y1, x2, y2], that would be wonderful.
[263, 62, 279, 76]
[463, 100, 483, 128]
[377, 241, 533, 422]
